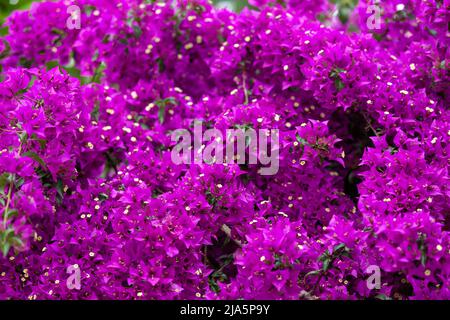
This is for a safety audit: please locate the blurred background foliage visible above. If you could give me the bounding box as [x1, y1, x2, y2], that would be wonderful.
[1, 0, 36, 24]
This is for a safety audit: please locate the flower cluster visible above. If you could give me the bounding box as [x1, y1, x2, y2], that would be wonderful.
[0, 0, 448, 300]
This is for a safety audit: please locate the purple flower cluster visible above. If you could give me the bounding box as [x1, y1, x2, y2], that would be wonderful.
[0, 0, 448, 300]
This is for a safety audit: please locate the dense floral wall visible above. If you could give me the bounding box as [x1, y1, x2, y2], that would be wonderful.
[0, 0, 448, 300]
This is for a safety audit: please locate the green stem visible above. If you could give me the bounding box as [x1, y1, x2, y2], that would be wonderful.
[363, 112, 381, 137]
[3, 141, 22, 228]
[242, 71, 249, 105]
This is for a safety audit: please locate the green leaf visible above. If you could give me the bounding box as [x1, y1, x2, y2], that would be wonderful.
[91, 101, 100, 122]
[18, 131, 28, 144]
[0, 227, 22, 257]
[206, 189, 218, 207]
[375, 294, 392, 300]
[30, 134, 47, 150]
[334, 78, 345, 91]
[5, 209, 18, 220]
[90, 62, 106, 84]
[329, 67, 346, 91]
[133, 24, 142, 38]
[152, 188, 163, 199]
[92, 50, 99, 62]
[0, 173, 12, 194]
[13, 177, 23, 189]
[304, 270, 321, 279]
[83, 5, 96, 16]
[0, 228, 14, 241]
[417, 233, 427, 267]
[333, 243, 347, 253]
[389, 146, 399, 154]
[118, 38, 128, 46]
[295, 134, 309, 146]
[318, 250, 330, 262]
[1, 242, 11, 257]
[10, 236, 23, 248]
[0, 40, 11, 60]
[98, 193, 109, 201]
[322, 259, 330, 272]
[56, 179, 64, 200]
[155, 97, 177, 124]
[427, 28, 437, 36]
[18, 57, 33, 69]
[421, 253, 427, 267]
[23, 151, 46, 169]
[158, 105, 166, 124]
[51, 28, 66, 37]
[45, 60, 60, 71]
